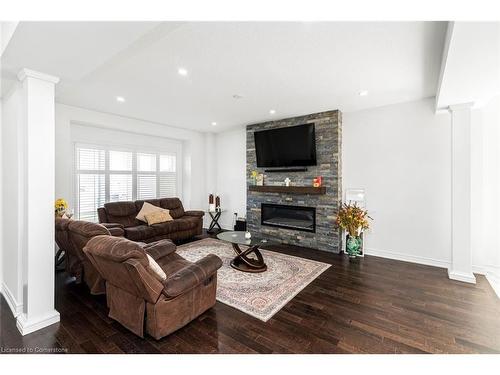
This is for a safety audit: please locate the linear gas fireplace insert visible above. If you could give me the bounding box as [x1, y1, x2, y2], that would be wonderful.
[261, 203, 316, 233]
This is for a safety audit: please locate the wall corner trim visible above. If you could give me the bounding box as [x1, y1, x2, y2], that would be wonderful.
[16, 310, 61, 336]
[448, 269, 477, 284]
[448, 102, 475, 112]
[1, 282, 23, 317]
[17, 68, 60, 84]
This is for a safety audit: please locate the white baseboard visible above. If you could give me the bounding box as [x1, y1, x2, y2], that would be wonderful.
[364, 247, 500, 293]
[448, 269, 476, 284]
[1, 282, 23, 317]
[364, 247, 451, 269]
[485, 272, 500, 298]
[16, 310, 60, 336]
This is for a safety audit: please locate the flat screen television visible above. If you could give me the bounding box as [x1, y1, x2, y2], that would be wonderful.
[254, 123, 317, 168]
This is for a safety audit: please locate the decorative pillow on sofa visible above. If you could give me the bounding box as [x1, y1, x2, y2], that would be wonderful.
[144, 210, 173, 226]
[136, 202, 166, 222]
[146, 254, 167, 281]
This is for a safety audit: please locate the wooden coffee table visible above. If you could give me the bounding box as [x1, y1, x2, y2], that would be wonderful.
[217, 231, 276, 273]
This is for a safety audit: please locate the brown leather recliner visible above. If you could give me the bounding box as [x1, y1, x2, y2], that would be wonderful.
[97, 198, 204, 244]
[55, 218, 123, 295]
[83, 235, 222, 339]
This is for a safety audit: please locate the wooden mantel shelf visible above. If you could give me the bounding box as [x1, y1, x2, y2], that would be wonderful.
[248, 185, 326, 195]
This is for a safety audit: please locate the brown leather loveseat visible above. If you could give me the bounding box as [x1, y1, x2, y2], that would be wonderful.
[84, 235, 222, 339]
[97, 198, 204, 243]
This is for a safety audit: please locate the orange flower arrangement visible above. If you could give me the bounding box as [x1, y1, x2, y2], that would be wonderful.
[336, 203, 371, 237]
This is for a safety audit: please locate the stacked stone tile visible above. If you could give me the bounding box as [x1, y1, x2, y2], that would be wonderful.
[246, 110, 342, 253]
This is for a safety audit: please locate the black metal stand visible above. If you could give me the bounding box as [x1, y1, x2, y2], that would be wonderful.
[55, 248, 66, 271]
[207, 211, 223, 233]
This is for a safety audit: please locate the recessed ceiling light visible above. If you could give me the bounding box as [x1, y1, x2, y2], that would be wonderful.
[211, 122, 217, 126]
[269, 109, 276, 115]
[178, 68, 188, 76]
[116, 96, 125, 103]
[358, 90, 368, 96]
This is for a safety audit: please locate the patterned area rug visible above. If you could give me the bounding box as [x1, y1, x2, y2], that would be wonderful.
[176, 238, 331, 322]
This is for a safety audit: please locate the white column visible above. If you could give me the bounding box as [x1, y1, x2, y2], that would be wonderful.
[16, 69, 61, 335]
[448, 103, 476, 284]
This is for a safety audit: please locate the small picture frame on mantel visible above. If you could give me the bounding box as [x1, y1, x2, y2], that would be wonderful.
[256, 173, 264, 186]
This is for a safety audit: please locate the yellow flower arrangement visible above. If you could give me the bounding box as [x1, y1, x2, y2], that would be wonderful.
[336, 203, 371, 237]
[54, 198, 68, 217]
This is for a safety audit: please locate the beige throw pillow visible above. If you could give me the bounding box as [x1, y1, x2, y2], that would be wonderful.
[144, 210, 173, 226]
[146, 254, 167, 281]
[136, 202, 165, 222]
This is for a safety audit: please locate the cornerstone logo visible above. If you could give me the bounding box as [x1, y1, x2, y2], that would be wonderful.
[0, 346, 68, 353]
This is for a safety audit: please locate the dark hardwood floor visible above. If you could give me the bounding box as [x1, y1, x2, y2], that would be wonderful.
[1, 231, 499, 354]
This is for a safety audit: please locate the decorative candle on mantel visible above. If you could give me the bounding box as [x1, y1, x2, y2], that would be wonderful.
[313, 176, 322, 187]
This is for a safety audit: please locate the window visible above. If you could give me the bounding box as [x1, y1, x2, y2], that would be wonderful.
[75, 145, 179, 221]
[76, 148, 105, 222]
[159, 154, 177, 197]
[109, 150, 133, 203]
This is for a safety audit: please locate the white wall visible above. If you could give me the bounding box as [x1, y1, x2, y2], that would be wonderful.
[0, 97, 3, 292]
[0, 24, 3, 292]
[471, 95, 500, 296]
[55, 104, 209, 216]
[214, 127, 247, 229]
[208, 98, 499, 295]
[1, 84, 24, 315]
[213, 99, 455, 261]
[344, 98, 453, 266]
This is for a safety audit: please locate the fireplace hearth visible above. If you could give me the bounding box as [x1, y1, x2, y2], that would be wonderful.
[261, 203, 316, 232]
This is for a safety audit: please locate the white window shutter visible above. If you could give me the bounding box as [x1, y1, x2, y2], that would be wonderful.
[109, 174, 133, 202]
[77, 174, 105, 222]
[76, 146, 179, 220]
[137, 174, 157, 199]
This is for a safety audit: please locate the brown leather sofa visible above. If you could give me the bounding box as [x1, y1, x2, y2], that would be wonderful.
[55, 218, 123, 295]
[97, 198, 204, 244]
[84, 235, 222, 339]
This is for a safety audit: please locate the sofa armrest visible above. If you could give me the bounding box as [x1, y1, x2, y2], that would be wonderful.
[101, 223, 125, 237]
[184, 210, 205, 217]
[101, 222, 124, 229]
[108, 227, 125, 237]
[162, 254, 222, 298]
[142, 239, 177, 261]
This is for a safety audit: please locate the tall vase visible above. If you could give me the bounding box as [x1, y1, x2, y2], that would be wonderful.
[345, 234, 362, 258]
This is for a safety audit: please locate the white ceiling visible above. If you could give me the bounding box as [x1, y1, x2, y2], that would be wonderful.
[1, 21, 447, 132]
[436, 22, 500, 109]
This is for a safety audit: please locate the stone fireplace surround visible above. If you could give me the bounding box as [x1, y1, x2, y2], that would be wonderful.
[246, 110, 342, 253]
